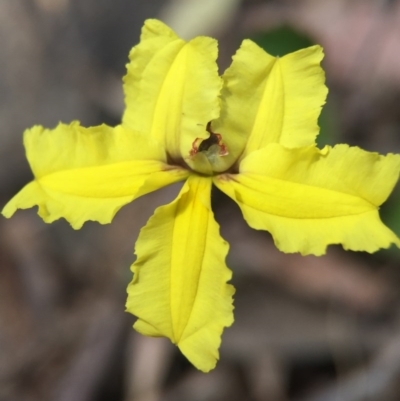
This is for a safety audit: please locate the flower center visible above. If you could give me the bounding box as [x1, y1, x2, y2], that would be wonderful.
[174, 122, 231, 176]
[189, 122, 228, 159]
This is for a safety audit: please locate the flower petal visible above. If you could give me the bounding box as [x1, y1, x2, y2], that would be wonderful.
[122, 19, 221, 162]
[213, 40, 327, 163]
[2, 122, 188, 228]
[126, 175, 234, 372]
[214, 144, 400, 255]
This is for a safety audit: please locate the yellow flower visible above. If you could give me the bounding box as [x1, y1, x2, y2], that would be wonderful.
[2, 19, 400, 372]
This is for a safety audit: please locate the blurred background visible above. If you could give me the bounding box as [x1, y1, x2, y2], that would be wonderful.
[1, 0, 400, 400]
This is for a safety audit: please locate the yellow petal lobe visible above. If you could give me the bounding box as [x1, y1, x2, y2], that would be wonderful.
[214, 144, 400, 255]
[122, 19, 221, 162]
[126, 175, 234, 372]
[213, 41, 327, 163]
[2, 122, 188, 228]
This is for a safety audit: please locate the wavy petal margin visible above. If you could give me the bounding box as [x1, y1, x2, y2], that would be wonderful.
[214, 144, 400, 255]
[126, 175, 234, 372]
[2, 122, 188, 228]
[122, 19, 221, 163]
[213, 41, 327, 163]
